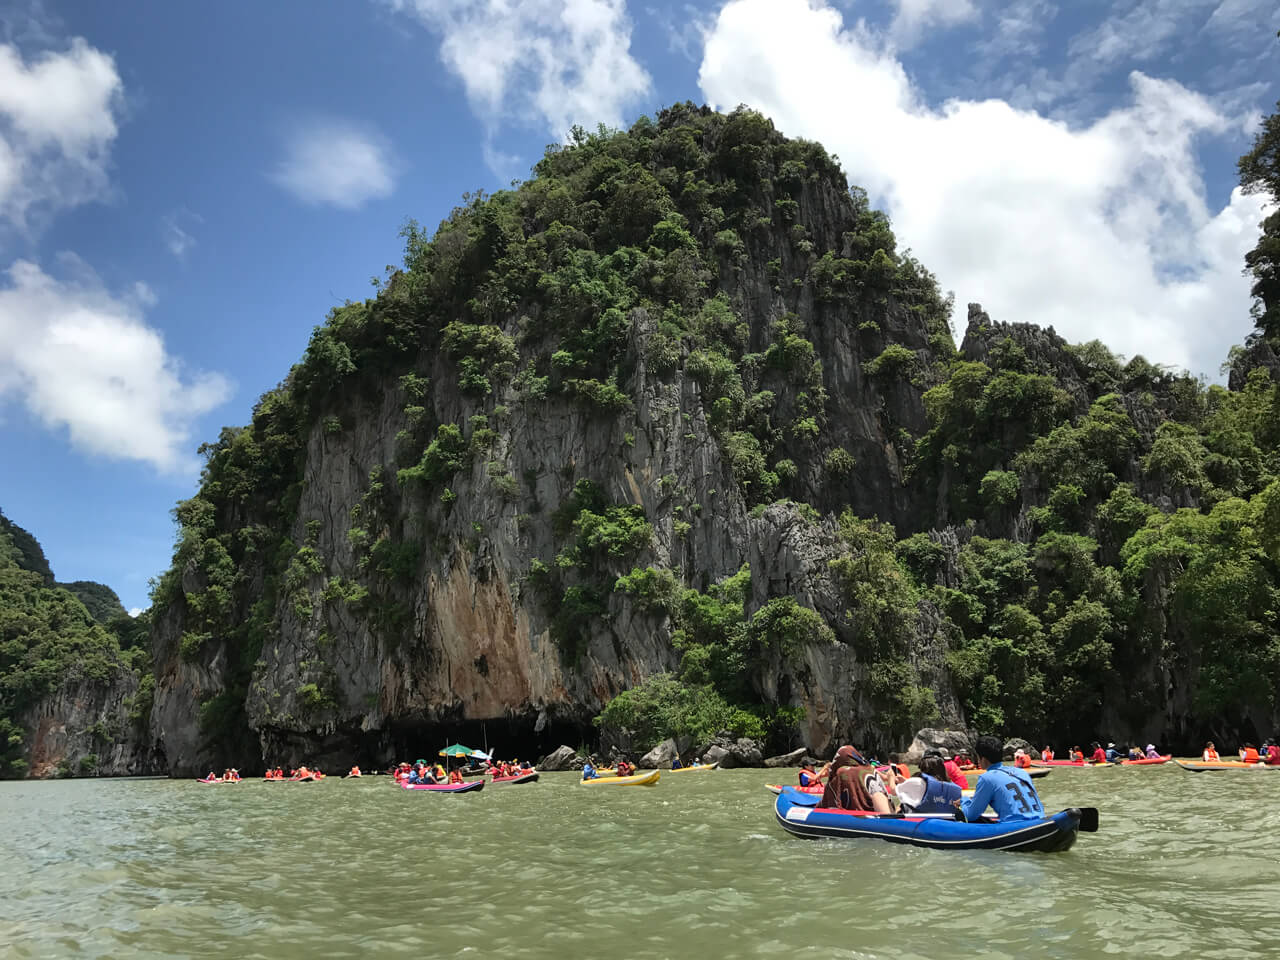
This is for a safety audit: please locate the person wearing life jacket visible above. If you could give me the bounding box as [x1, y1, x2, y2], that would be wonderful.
[582, 759, 598, 781]
[1202, 741, 1220, 762]
[448, 768, 463, 784]
[1089, 742, 1107, 764]
[1041, 745, 1054, 761]
[1069, 746, 1084, 762]
[939, 751, 969, 789]
[898, 754, 964, 814]
[820, 746, 892, 814]
[960, 735, 1046, 823]
[1144, 744, 1161, 760]
[798, 761, 822, 787]
[1239, 743, 1261, 763]
[953, 750, 976, 771]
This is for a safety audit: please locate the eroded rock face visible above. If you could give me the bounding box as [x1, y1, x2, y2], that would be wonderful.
[20, 673, 159, 778]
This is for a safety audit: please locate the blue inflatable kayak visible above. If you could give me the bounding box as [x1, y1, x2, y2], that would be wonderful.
[773, 787, 1093, 852]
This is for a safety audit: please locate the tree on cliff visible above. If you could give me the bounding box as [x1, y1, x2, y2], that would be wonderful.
[1239, 95, 1280, 341]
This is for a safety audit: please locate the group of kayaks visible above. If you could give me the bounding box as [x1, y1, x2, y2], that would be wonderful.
[1029, 755, 1171, 767]
[399, 771, 540, 793]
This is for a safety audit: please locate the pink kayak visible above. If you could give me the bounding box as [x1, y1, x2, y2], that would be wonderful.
[400, 779, 485, 793]
[196, 777, 239, 784]
[490, 772, 539, 786]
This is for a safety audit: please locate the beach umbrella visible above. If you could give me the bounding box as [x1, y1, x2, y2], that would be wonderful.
[469, 750, 491, 761]
[438, 744, 474, 757]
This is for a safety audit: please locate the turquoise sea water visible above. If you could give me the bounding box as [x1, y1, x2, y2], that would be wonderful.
[3, 765, 1279, 958]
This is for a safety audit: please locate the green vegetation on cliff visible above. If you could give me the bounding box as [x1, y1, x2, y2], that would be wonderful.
[146, 102, 1280, 764]
[0, 512, 150, 778]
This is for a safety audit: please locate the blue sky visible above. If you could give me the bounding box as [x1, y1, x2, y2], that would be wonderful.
[0, 0, 1276, 611]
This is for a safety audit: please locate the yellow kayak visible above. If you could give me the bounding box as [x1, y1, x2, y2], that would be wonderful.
[667, 762, 718, 773]
[580, 770, 660, 787]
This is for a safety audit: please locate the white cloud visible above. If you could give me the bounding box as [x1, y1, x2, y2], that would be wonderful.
[162, 208, 201, 259]
[890, 0, 979, 47]
[0, 37, 122, 231]
[0, 256, 231, 473]
[978, 0, 1057, 60]
[385, 0, 651, 164]
[271, 121, 396, 209]
[128, 606, 144, 617]
[699, 0, 1267, 376]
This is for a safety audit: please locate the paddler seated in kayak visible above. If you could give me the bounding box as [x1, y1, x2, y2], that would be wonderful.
[1089, 742, 1107, 764]
[1264, 740, 1280, 765]
[959, 735, 1045, 823]
[1127, 745, 1143, 761]
[1105, 742, 1120, 762]
[1041, 745, 1054, 761]
[1145, 744, 1161, 760]
[952, 749, 976, 771]
[581, 759, 598, 780]
[616, 760, 635, 777]
[448, 768, 464, 784]
[1013, 749, 1032, 769]
[820, 746, 892, 814]
[348, 765, 361, 777]
[672, 756, 684, 770]
[1239, 743, 1261, 763]
[205, 771, 219, 782]
[1069, 746, 1085, 762]
[797, 761, 822, 787]
[1203, 741, 1219, 761]
[897, 754, 964, 814]
[294, 765, 312, 780]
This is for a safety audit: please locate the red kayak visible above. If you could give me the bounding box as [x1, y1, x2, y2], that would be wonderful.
[197, 777, 239, 784]
[400, 779, 485, 793]
[1121, 755, 1171, 765]
[491, 772, 539, 786]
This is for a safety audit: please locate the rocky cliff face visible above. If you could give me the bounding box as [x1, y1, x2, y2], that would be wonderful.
[19, 672, 158, 778]
[146, 106, 960, 774]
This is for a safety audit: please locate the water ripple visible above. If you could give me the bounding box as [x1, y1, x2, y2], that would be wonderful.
[2, 767, 1280, 958]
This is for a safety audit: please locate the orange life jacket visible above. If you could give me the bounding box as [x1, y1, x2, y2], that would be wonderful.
[1203, 749, 1219, 761]
[1241, 748, 1260, 763]
[1042, 749, 1054, 761]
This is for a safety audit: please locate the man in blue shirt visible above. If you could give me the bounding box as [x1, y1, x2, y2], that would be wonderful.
[581, 759, 598, 780]
[959, 735, 1046, 822]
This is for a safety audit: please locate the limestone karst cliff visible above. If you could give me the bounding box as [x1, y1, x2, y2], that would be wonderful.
[4, 104, 1277, 778]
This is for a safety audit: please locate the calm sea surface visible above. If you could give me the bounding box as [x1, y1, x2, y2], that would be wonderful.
[3, 766, 1279, 959]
